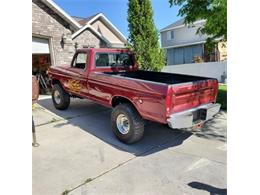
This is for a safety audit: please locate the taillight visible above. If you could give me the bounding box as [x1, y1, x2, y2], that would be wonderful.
[166, 87, 174, 116]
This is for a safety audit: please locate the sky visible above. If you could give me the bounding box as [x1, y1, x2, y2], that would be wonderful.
[54, 0, 182, 37]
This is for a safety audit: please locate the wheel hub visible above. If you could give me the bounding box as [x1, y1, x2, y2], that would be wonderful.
[54, 90, 61, 104]
[116, 114, 130, 134]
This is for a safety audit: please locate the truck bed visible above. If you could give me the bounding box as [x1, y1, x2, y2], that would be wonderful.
[104, 70, 212, 85]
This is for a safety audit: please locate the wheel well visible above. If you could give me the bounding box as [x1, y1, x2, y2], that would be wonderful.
[52, 79, 61, 86]
[111, 96, 143, 122]
[112, 96, 134, 108]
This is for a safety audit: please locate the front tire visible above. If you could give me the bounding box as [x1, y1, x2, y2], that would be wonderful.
[52, 84, 70, 110]
[111, 103, 144, 144]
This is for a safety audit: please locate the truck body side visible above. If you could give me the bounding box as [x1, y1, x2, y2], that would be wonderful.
[48, 48, 219, 126]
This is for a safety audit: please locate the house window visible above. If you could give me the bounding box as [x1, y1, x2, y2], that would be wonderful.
[166, 30, 174, 40]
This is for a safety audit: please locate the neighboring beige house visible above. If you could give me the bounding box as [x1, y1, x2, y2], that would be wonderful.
[32, 0, 127, 93]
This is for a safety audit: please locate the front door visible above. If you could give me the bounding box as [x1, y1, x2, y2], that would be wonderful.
[66, 52, 88, 97]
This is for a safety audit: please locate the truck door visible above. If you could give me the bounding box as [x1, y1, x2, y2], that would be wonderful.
[66, 51, 89, 97]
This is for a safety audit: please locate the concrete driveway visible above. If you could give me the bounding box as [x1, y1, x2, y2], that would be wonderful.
[32, 96, 227, 195]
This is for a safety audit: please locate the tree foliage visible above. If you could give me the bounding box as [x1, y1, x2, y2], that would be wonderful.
[127, 0, 165, 71]
[169, 0, 227, 42]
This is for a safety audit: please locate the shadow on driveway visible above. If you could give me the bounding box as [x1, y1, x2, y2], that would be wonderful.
[38, 97, 225, 156]
[191, 111, 227, 142]
[188, 181, 227, 195]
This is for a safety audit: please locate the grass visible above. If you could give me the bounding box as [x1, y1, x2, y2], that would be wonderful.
[217, 84, 227, 110]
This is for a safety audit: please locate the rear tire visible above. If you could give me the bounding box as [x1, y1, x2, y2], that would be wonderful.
[52, 84, 70, 110]
[111, 103, 144, 144]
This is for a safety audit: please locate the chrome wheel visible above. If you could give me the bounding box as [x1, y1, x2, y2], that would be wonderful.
[54, 90, 61, 104]
[116, 114, 130, 134]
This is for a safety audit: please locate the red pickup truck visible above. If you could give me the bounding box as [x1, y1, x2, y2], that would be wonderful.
[48, 48, 220, 143]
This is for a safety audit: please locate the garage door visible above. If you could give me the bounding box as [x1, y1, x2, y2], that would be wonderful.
[167, 44, 204, 65]
[32, 37, 50, 54]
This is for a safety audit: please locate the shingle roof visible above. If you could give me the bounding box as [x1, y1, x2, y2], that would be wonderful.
[72, 16, 85, 22]
[72, 13, 101, 26]
[160, 18, 185, 31]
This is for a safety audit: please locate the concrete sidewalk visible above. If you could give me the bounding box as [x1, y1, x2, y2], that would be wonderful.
[32, 96, 226, 195]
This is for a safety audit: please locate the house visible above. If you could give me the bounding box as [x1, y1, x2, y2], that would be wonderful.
[32, 0, 126, 67]
[160, 18, 225, 65]
[71, 14, 126, 49]
[32, 0, 127, 93]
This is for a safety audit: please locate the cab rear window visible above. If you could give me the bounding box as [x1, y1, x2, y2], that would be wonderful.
[95, 52, 133, 67]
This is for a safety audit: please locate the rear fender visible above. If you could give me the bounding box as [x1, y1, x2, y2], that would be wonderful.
[111, 95, 141, 115]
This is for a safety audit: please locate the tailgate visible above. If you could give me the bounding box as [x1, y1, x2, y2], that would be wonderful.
[167, 79, 219, 115]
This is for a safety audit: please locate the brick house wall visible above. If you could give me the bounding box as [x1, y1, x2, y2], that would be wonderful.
[33, 0, 79, 66]
[73, 29, 108, 49]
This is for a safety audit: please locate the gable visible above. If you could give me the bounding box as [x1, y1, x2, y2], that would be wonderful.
[73, 29, 107, 48]
[91, 19, 123, 44]
[72, 13, 126, 47]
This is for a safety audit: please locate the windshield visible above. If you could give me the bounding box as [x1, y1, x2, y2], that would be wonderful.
[95, 52, 134, 68]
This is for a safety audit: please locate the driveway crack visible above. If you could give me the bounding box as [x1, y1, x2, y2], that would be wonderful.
[35, 109, 109, 127]
[63, 132, 190, 194]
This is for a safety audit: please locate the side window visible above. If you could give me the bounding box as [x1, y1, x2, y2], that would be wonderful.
[95, 53, 109, 67]
[72, 53, 87, 69]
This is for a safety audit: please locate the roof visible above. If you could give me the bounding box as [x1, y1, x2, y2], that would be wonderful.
[41, 0, 81, 30]
[161, 18, 185, 31]
[72, 16, 85, 22]
[162, 40, 207, 49]
[160, 18, 206, 32]
[73, 13, 101, 26]
[39, 0, 126, 45]
[72, 13, 127, 43]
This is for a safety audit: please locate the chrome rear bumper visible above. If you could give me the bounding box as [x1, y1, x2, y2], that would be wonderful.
[167, 103, 221, 129]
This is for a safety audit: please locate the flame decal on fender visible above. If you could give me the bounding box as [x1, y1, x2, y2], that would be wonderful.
[68, 79, 81, 92]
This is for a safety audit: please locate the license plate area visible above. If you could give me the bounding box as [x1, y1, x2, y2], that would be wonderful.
[192, 109, 207, 122]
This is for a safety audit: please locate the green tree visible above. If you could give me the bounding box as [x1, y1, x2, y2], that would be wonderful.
[127, 0, 165, 71]
[169, 0, 227, 44]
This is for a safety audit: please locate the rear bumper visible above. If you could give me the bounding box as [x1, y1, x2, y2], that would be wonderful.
[167, 103, 221, 129]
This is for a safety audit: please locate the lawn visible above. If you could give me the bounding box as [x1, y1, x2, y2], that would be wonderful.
[217, 84, 227, 110]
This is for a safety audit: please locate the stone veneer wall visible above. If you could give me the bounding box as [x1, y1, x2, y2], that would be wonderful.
[73, 29, 108, 49]
[32, 0, 75, 66]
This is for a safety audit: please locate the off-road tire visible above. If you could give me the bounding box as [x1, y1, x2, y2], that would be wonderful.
[111, 103, 144, 144]
[52, 84, 70, 110]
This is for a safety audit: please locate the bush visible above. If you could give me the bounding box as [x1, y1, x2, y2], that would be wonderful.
[217, 84, 227, 110]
